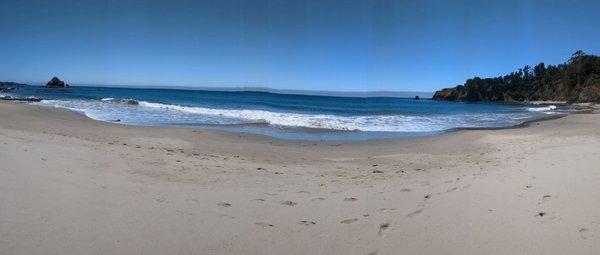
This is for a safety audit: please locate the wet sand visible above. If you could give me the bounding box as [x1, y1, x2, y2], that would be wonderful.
[1, 101, 599, 254]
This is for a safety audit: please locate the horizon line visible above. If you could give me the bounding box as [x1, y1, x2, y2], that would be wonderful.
[22, 82, 434, 98]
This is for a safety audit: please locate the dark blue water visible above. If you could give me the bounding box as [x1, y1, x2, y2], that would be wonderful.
[5, 86, 558, 140]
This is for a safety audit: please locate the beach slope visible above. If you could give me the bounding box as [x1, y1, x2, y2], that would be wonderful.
[1, 102, 599, 255]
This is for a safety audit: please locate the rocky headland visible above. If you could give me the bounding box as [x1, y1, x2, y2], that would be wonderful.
[433, 51, 600, 103]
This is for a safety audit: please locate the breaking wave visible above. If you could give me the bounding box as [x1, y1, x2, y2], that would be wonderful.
[527, 105, 557, 112]
[34, 99, 547, 133]
[100, 98, 139, 105]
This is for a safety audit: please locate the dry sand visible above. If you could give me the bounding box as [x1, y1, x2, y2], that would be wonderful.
[1, 101, 599, 254]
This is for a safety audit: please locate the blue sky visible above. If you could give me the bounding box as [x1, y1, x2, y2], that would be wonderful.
[1, 0, 599, 92]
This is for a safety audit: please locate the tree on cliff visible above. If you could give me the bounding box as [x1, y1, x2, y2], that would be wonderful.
[433, 51, 600, 103]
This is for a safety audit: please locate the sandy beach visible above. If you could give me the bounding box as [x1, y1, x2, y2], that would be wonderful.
[1, 101, 599, 255]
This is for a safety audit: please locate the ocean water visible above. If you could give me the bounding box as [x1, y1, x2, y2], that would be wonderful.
[7, 86, 562, 140]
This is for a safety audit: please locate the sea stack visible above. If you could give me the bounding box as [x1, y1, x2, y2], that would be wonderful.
[45, 77, 69, 88]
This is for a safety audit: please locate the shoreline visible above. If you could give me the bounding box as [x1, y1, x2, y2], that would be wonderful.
[5, 85, 591, 142]
[2, 101, 600, 254]
[7, 98, 591, 142]
[0, 96, 596, 147]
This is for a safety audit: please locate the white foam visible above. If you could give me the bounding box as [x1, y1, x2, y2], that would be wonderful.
[137, 101, 529, 132]
[527, 105, 557, 112]
[33, 99, 538, 133]
[38, 100, 88, 113]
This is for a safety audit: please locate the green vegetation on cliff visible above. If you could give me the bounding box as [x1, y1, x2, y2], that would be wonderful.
[433, 51, 600, 103]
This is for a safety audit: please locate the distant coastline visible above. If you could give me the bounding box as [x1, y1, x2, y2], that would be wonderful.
[19, 83, 434, 99]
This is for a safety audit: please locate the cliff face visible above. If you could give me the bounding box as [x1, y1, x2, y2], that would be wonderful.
[433, 52, 600, 103]
[432, 88, 461, 101]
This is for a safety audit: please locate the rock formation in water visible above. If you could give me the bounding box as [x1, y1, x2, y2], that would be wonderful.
[433, 51, 600, 103]
[45, 77, 70, 88]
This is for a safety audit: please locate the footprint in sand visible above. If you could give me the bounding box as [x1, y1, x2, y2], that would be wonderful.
[445, 187, 458, 193]
[579, 228, 592, 239]
[340, 218, 358, 224]
[219, 214, 235, 219]
[255, 222, 274, 227]
[378, 223, 390, 236]
[298, 220, 316, 226]
[153, 197, 167, 203]
[217, 202, 231, 207]
[407, 208, 424, 217]
[281, 201, 297, 206]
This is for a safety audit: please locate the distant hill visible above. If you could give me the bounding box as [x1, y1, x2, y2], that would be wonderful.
[0, 81, 27, 92]
[0, 81, 27, 87]
[433, 51, 600, 103]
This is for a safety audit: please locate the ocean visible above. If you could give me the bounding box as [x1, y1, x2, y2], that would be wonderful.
[5, 86, 562, 140]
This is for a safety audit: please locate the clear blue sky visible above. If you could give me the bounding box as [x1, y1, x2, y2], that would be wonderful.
[1, 0, 599, 92]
